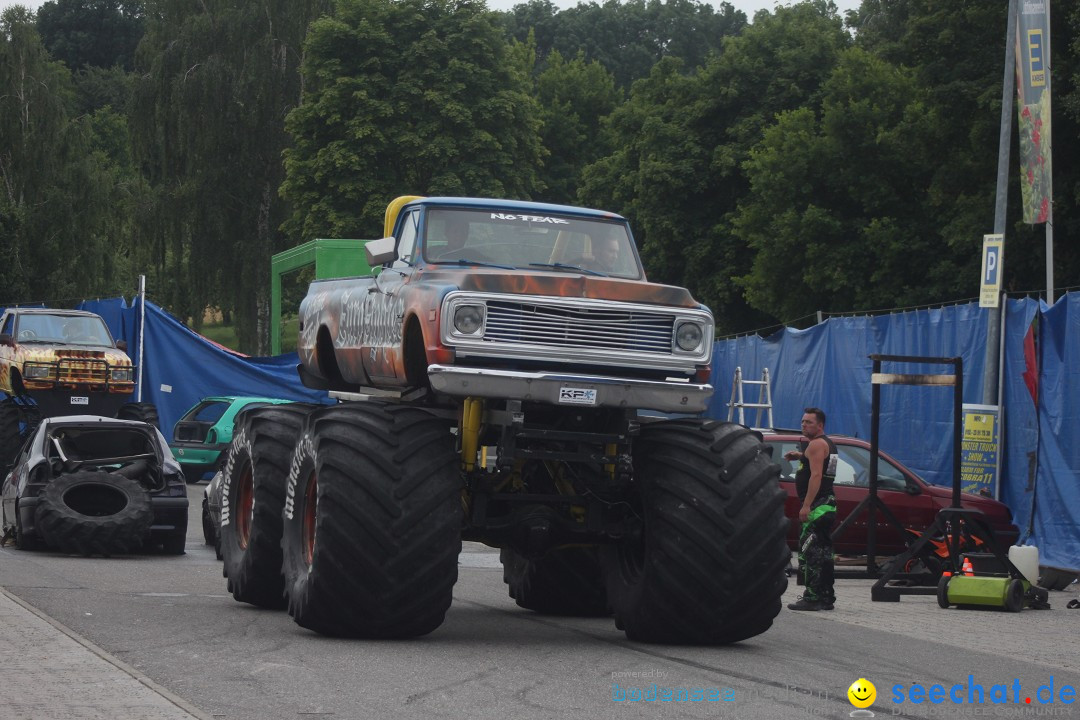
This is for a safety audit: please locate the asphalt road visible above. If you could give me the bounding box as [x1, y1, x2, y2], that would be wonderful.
[1, 483, 1078, 720]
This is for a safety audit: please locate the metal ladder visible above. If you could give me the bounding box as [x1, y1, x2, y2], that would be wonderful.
[726, 366, 774, 430]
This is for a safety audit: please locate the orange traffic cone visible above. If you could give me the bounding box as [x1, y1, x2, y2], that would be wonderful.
[961, 557, 974, 576]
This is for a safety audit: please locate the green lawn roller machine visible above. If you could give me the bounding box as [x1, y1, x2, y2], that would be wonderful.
[934, 509, 1049, 612]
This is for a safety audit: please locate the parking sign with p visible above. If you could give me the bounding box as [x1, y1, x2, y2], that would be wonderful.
[980, 234, 1004, 308]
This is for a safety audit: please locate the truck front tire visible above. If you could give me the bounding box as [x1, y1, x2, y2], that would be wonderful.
[604, 419, 789, 644]
[281, 403, 461, 638]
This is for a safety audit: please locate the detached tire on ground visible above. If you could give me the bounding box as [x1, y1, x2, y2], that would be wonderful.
[281, 403, 461, 638]
[220, 404, 314, 609]
[34, 471, 152, 555]
[501, 547, 608, 616]
[117, 402, 160, 430]
[603, 419, 790, 644]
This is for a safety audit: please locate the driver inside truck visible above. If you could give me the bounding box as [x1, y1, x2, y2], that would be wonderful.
[62, 320, 85, 342]
[439, 216, 470, 257]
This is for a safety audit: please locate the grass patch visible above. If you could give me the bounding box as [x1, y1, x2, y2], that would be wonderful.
[199, 322, 240, 351]
[197, 315, 299, 354]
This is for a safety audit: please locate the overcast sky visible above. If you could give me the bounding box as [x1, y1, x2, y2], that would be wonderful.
[2, 0, 860, 20]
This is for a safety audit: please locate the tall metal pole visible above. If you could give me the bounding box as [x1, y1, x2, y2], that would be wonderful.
[137, 274, 146, 403]
[1045, 0, 1055, 304]
[983, 0, 1019, 406]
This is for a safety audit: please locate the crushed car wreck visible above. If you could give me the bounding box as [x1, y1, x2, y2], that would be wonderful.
[2, 415, 188, 555]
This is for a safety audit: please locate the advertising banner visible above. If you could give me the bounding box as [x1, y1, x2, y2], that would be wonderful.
[961, 404, 1000, 498]
[1015, 0, 1052, 223]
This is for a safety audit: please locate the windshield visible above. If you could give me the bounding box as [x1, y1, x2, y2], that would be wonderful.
[14, 314, 115, 347]
[421, 208, 644, 279]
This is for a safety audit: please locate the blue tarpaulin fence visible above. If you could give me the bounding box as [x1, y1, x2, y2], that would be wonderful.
[709, 294, 1078, 572]
[60, 292, 1077, 572]
[77, 298, 330, 443]
[1030, 294, 1080, 570]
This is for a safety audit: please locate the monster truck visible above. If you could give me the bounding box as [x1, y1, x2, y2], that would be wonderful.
[0, 308, 158, 475]
[221, 196, 789, 644]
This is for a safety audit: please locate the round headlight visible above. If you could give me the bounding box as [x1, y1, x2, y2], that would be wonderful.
[675, 322, 703, 351]
[453, 305, 484, 335]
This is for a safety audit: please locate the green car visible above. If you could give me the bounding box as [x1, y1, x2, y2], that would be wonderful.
[170, 396, 293, 483]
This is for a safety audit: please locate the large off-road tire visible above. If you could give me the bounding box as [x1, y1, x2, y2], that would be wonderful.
[501, 547, 609, 616]
[281, 403, 461, 638]
[117, 402, 160, 430]
[220, 404, 313, 609]
[0, 398, 30, 472]
[603, 419, 789, 644]
[34, 471, 153, 556]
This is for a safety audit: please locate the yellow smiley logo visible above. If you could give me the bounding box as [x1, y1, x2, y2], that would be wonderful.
[847, 678, 876, 709]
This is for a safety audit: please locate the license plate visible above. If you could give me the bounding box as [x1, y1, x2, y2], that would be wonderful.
[558, 387, 597, 405]
[70, 396, 89, 405]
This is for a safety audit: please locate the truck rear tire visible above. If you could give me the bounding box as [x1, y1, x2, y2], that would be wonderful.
[603, 419, 789, 644]
[281, 403, 461, 638]
[220, 404, 313, 609]
[501, 547, 608, 616]
[34, 471, 153, 556]
[117, 402, 160, 430]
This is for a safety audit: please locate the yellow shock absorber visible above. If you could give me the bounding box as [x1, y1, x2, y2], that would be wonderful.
[461, 397, 483, 471]
[605, 442, 617, 479]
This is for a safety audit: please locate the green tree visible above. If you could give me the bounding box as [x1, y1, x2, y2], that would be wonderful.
[1, 7, 135, 306]
[533, 48, 620, 204]
[130, 0, 327, 352]
[735, 48, 944, 319]
[281, 0, 544, 240]
[36, 0, 145, 71]
[853, 0, 1080, 299]
[580, 1, 850, 332]
[501, 0, 747, 89]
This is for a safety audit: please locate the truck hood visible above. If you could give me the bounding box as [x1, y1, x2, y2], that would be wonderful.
[416, 267, 701, 309]
[18, 345, 131, 365]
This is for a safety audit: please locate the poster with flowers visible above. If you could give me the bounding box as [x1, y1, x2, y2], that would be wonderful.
[1015, 0, 1052, 224]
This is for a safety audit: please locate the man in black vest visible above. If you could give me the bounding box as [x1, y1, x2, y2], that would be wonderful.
[784, 407, 838, 611]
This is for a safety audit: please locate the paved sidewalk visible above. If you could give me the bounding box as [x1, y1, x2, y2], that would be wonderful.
[0, 587, 208, 720]
[783, 572, 1080, 674]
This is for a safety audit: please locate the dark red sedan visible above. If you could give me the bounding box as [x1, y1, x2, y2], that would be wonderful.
[762, 433, 1019, 556]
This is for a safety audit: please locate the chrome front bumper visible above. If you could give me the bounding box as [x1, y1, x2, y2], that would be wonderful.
[427, 365, 713, 413]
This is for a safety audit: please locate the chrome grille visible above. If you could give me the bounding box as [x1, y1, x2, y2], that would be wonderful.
[483, 300, 674, 353]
